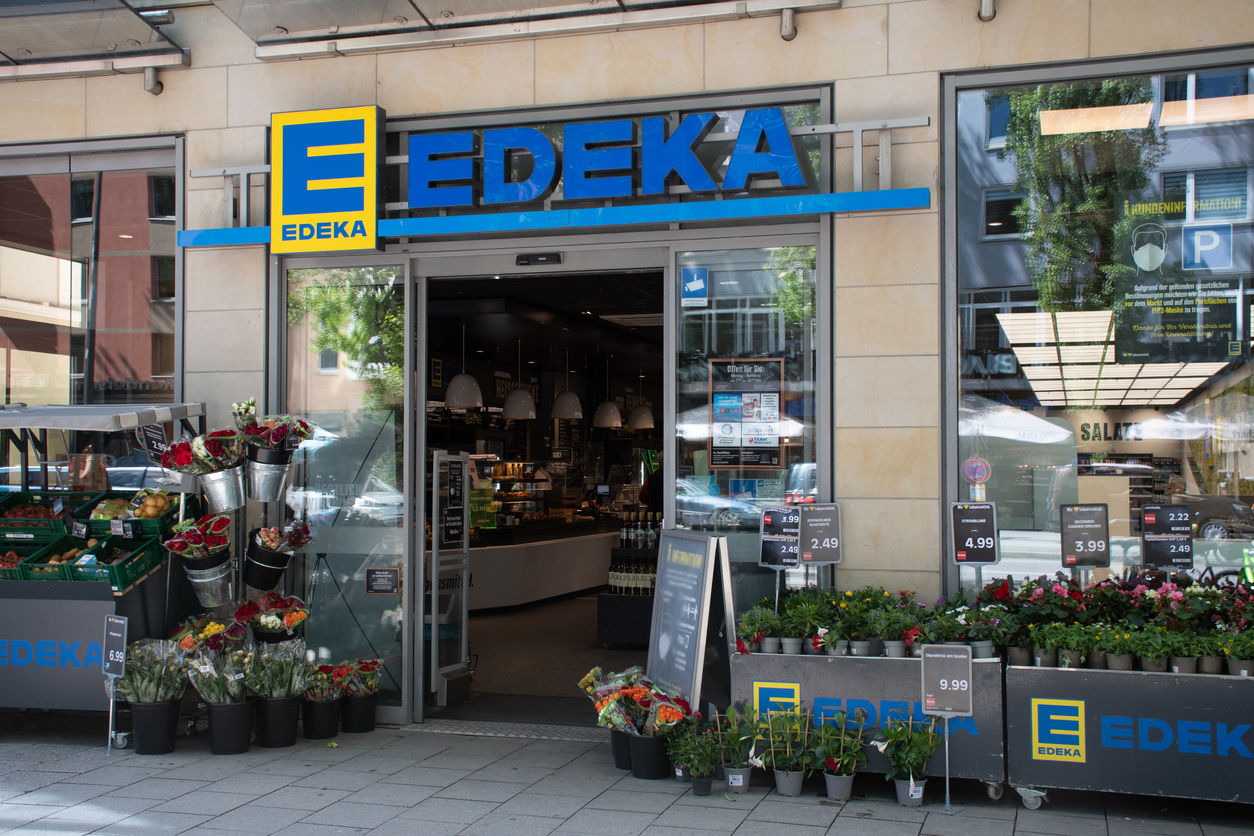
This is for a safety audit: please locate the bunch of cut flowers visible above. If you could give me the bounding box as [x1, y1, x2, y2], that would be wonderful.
[578, 665, 689, 736]
[163, 514, 232, 559]
[255, 521, 313, 553]
[304, 663, 350, 702]
[186, 645, 253, 704]
[234, 591, 308, 637]
[160, 429, 244, 475]
[244, 640, 312, 700]
[232, 398, 257, 429]
[115, 640, 187, 704]
[242, 415, 315, 451]
[338, 660, 382, 697]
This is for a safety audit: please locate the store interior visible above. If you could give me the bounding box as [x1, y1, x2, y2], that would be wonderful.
[424, 269, 665, 723]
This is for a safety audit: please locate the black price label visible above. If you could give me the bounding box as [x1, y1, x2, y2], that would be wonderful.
[798, 504, 841, 564]
[140, 424, 168, 462]
[110, 519, 136, 539]
[759, 506, 799, 567]
[1060, 504, 1110, 568]
[1141, 504, 1193, 568]
[448, 462, 464, 506]
[365, 567, 400, 595]
[102, 614, 128, 678]
[72, 522, 88, 539]
[441, 507, 465, 548]
[921, 644, 973, 717]
[951, 502, 998, 565]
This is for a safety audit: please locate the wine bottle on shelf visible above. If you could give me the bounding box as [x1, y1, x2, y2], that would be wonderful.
[645, 514, 658, 550]
[609, 554, 619, 594]
[634, 514, 643, 549]
[627, 555, 638, 595]
[620, 513, 629, 549]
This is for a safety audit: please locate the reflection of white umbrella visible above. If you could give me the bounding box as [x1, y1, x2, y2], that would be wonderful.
[1127, 411, 1211, 440]
[959, 394, 1074, 445]
[676, 404, 807, 440]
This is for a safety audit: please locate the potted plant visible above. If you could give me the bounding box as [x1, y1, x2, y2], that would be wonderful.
[340, 659, 383, 733]
[1098, 627, 1136, 670]
[812, 708, 868, 801]
[235, 592, 309, 643]
[1056, 623, 1091, 669]
[759, 610, 783, 654]
[758, 710, 815, 797]
[245, 641, 312, 748]
[185, 645, 254, 755]
[115, 640, 187, 755]
[244, 522, 312, 593]
[683, 723, 721, 796]
[302, 663, 343, 739]
[872, 609, 909, 657]
[736, 605, 773, 653]
[1197, 631, 1226, 675]
[161, 429, 246, 513]
[1219, 630, 1254, 677]
[665, 717, 695, 782]
[965, 604, 1011, 658]
[715, 704, 757, 793]
[821, 627, 848, 657]
[1130, 627, 1172, 672]
[1027, 622, 1066, 667]
[790, 598, 828, 655]
[873, 715, 941, 807]
[1168, 632, 1199, 674]
[1081, 623, 1106, 669]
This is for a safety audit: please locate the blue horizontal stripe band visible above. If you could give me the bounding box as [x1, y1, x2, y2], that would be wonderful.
[179, 188, 931, 247]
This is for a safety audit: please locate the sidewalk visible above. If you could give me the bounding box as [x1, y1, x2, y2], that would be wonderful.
[0, 714, 1248, 836]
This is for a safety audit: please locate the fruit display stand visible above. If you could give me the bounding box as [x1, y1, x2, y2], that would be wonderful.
[730, 652, 1006, 791]
[1005, 665, 1254, 806]
[0, 403, 206, 712]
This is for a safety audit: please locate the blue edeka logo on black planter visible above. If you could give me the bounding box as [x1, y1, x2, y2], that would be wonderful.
[1031, 697, 1253, 762]
[1032, 698, 1086, 762]
[271, 105, 383, 254]
[0, 639, 103, 668]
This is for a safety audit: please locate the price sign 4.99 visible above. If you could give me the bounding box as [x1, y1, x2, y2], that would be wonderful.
[951, 503, 998, 565]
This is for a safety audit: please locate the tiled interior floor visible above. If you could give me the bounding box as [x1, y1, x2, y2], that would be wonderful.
[0, 713, 1248, 836]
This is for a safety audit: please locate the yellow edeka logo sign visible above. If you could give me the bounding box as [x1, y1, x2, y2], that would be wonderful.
[271, 106, 382, 254]
[753, 681, 800, 720]
[1031, 698, 1086, 763]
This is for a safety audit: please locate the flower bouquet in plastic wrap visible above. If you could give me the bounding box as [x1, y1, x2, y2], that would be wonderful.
[160, 430, 245, 475]
[185, 643, 253, 705]
[578, 665, 689, 736]
[245, 640, 312, 700]
[115, 640, 187, 704]
[235, 591, 309, 642]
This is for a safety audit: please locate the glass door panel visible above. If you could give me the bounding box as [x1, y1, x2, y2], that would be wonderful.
[285, 265, 406, 710]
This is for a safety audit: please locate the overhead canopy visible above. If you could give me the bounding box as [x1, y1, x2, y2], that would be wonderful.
[0, 403, 205, 431]
[0, 1, 183, 65]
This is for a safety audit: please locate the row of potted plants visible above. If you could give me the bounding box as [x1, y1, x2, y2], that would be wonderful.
[735, 576, 1254, 675]
[115, 634, 382, 756]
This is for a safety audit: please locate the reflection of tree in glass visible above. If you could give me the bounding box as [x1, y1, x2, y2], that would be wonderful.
[287, 267, 404, 412]
[1000, 80, 1166, 311]
[767, 246, 816, 326]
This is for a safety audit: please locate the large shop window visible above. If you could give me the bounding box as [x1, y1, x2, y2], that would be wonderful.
[0, 161, 178, 479]
[956, 63, 1254, 589]
[675, 246, 818, 611]
[285, 265, 405, 707]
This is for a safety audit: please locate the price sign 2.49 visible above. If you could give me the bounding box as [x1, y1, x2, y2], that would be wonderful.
[951, 503, 998, 565]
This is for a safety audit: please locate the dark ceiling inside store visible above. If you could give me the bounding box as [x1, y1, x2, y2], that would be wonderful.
[428, 270, 664, 377]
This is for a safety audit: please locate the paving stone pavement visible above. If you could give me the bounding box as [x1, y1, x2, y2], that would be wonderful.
[0, 715, 1249, 836]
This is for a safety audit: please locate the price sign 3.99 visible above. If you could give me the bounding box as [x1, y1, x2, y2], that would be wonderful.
[951, 502, 998, 565]
[1060, 504, 1110, 568]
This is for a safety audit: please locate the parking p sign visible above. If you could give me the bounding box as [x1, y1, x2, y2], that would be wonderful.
[1183, 223, 1233, 270]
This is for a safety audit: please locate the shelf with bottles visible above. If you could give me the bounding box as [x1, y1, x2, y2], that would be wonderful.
[615, 510, 662, 551]
[607, 548, 658, 598]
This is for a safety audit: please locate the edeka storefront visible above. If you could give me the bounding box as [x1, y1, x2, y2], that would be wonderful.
[0, 0, 1249, 724]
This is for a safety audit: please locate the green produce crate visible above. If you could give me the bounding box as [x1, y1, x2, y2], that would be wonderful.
[16, 535, 86, 581]
[0, 491, 104, 537]
[78, 491, 200, 538]
[0, 538, 62, 580]
[62, 535, 162, 591]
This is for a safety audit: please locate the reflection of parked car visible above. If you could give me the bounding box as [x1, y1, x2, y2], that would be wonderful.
[0, 463, 180, 491]
[350, 476, 404, 525]
[784, 463, 816, 505]
[675, 479, 761, 530]
[1174, 493, 1254, 541]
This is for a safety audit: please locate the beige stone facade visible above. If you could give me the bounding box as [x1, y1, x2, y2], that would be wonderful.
[0, 0, 1249, 599]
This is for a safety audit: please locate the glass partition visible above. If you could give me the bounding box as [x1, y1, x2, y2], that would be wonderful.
[285, 265, 406, 706]
[956, 63, 1254, 588]
[675, 246, 818, 611]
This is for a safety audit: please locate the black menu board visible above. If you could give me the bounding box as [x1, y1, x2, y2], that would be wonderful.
[1141, 504, 1193, 568]
[647, 530, 734, 710]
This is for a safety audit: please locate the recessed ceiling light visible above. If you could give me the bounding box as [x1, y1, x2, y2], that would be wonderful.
[118, 234, 133, 239]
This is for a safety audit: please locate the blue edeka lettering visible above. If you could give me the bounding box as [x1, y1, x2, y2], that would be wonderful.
[281, 220, 368, 241]
[811, 698, 977, 735]
[1101, 715, 1251, 757]
[0, 639, 101, 668]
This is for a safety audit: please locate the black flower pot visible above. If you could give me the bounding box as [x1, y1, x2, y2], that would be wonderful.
[206, 700, 254, 755]
[341, 693, 377, 733]
[246, 445, 295, 465]
[302, 698, 341, 740]
[179, 548, 231, 572]
[251, 624, 303, 644]
[628, 734, 669, 780]
[129, 700, 180, 755]
[610, 728, 632, 770]
[255, 697, 300, 748]
[244, 530, 294, 591]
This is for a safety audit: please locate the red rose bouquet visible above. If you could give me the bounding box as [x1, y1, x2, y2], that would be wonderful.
[304, 664, 344, 702]
[339, 659, 382, 696]
[163, 514, 232, 558]
[161, 430, 244, 475]
[236, 590, 308, 636]
[242, 415, 315, 451]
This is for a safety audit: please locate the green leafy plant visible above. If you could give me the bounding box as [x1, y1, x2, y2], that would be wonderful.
[873, 715, 941, 783]
[115, 640, 187, 704]
[1129, 627, 1173, 664]
[1028, 621, 1070, 651]
[737, 605, 777, 640]
[760, 710, 817, 775]
[1219, 630, 1254, 661]
[781, 599, 826, 639]
[716, 704, 758, 769]
[1096, 626, 1136, 657]
[812, 709, 868, 777]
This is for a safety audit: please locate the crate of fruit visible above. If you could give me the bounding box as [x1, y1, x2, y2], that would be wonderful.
[0, 539, 63, 580]
[0, 492, 104, 538]
[79, 490, 197, 537]
[60, 536, 162, 590]
[15, 534, 105, 581]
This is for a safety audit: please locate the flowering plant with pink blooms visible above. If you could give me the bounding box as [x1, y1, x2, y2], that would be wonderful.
[163, 514, 232, 558]
[242, 415, 315, 451]
[1015, 575, 1088, 624]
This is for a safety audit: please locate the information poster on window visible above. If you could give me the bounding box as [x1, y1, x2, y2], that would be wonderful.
[1114, 276, 1243, 363]
[709, 359, 784, 470]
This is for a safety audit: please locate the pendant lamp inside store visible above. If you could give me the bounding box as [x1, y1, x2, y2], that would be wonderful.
[552, 351, 583, 419]
[503, 340, 537, 420]
[446, 324, 483, 409]
[627, 404, 655, 429]
[593, 356, 622, 428]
